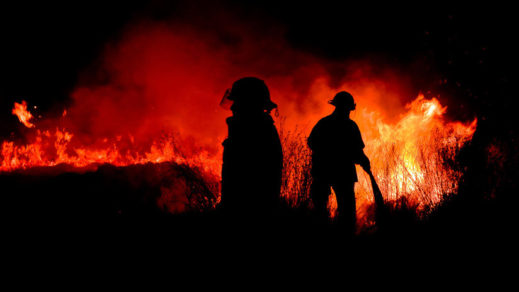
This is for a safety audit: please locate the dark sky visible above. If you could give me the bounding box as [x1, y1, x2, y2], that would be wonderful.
[1, 1, 516, 137]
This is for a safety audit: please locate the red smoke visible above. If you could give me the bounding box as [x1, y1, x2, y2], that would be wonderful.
[61, 19, 418, 162]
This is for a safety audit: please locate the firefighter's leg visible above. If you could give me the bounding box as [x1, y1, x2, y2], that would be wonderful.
[332, 182, 357, 234]
[310, 176, 331, 222]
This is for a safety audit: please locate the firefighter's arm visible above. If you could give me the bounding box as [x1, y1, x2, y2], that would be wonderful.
[358, 150, 371, 173]
[353, 122, 370, 171]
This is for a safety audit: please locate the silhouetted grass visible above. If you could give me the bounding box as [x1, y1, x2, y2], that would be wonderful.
[279, 125, 312, 208]
[276, 123, 477, 235]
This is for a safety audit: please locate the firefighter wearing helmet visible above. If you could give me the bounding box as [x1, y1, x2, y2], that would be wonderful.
[308, 91, 371, 232]
[220, 77, 283, 217]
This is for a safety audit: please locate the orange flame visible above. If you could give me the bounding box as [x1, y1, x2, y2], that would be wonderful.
[2, 92, 476, 228]
[1, 109, 221, 175]
[323, 94, 477, 225]
[12, 101, 35, 128]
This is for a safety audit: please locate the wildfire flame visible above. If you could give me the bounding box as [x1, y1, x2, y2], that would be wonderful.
[322, 94, 477, 225]
[12, 101, 35, 128]
[2, 101, 220, 174]
[1, 91, 476, 229]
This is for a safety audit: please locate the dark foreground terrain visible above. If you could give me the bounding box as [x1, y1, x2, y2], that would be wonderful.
[1, 161, 517, 263]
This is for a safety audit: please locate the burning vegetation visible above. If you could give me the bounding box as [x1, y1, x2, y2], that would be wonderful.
[280, 94, 477, 229]
[2, 92, 476, 229]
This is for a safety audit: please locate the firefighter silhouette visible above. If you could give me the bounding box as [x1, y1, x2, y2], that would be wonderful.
[308, 91, 371, 232]
[220, 77, 283, 217]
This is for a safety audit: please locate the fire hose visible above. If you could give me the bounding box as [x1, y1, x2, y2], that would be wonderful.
[366, 169, 388, 225]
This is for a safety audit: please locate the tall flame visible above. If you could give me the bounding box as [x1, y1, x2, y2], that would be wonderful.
[322, 94, 477, 225]
[12, 101, 35, 128]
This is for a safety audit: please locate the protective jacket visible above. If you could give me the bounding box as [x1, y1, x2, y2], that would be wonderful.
[308, 113, 367, 183]
[221, 112, 283, 214]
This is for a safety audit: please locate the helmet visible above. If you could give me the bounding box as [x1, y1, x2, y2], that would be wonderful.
[329, 91, 355, 109]
[221, 77, 277, 112]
